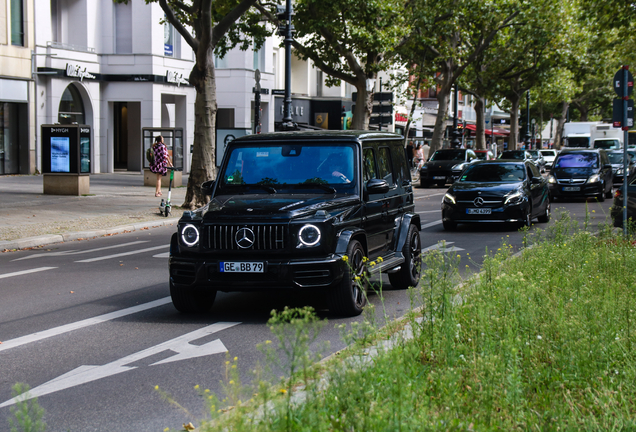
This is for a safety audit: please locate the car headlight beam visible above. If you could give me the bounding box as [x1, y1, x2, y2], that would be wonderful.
[443, 192, 456, 205]
[298, 224, 321, 247]
[504, 191, 524, 205]
[181, 224, 200, 247]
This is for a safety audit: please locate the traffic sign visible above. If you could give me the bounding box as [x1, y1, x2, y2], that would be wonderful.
[612, 98, 634, 128]
[614, 67, 634, 97]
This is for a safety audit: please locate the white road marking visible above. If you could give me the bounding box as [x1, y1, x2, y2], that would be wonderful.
[153, 252, 170, 258]
[418, 210, 441, 213]
[0, 297, 172, 353]
[12, 241, 150, 261]
[75, 245, 169, 262]
[415, 192, 445, 200]
[422, 242, 465, 253]
[0, 267, 57, 280]
[0, 322, 240, 408]
[421, 220, 443, 229]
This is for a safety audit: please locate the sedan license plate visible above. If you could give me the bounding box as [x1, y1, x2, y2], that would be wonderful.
[467, 208, 491, 215]
[220, 262, 265, 273]
[433, 176, 446, 180]
[563, 186, 580, 192]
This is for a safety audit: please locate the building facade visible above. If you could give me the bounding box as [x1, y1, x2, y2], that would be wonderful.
[34, 0, 196, 174]
[0, 0, 35, 175]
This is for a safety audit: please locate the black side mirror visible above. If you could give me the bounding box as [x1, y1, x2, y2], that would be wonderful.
[201, 180, 215, 196]
[604, 163, 613, 169]
[367, 178, 390, 194]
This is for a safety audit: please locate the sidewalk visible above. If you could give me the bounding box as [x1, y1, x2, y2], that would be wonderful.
[0, 172, 189, 251]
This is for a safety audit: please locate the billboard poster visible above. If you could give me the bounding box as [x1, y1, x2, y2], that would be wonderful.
[51, 136, 70, 173]
[80, 137, 90, 173]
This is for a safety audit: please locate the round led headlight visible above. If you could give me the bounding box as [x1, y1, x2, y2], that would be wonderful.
[298, 224, 321, 247]
[181, 224, 200, 247]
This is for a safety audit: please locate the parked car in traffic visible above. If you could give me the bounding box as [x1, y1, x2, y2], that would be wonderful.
[540, 149, 558, 169]
[441, 160, 551, 230]
[419, 148, 478, 188]
[607, 149, 636, 185]
[475, 149, 495, 160]
[547, 149, 614, 201]
[499, 150, 533, 161]
[527, 150, 546, 172]
[611, 173, 636, 227]
[168, 131, 422, 317]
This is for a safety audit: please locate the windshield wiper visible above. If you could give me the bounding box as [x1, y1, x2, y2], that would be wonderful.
[247, 184, 277, 194]
[295, 183, 337, 194]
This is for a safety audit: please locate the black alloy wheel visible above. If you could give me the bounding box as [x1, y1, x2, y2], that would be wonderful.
[520, 208, 532, 228]
[605, 186, 614, 199]
[170, 281, 217, 313]
[388, 224, 422, 290]
[329, 240, 368, 316]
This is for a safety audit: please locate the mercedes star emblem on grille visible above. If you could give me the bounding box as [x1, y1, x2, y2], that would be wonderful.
[235, 227, 255, 249]
[473, 197, 484, 207]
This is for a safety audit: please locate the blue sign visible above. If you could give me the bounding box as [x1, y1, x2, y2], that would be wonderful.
[164, 44, 173, 56]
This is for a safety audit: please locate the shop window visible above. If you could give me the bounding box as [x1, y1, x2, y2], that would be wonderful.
[11, 0, 24, 46]
[58, 85, 85, 125]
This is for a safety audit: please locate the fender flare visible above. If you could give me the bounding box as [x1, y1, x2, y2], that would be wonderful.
[335, 228, 367, 256]
[393, 213, 421, 255]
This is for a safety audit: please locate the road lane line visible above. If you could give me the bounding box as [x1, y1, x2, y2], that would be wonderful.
[12, 241, 150, 261]
[0, 322, 240, 408]
[75, 245, 169, 262]
[0, 267, 57, 280]
[0, 297, 172, 353]
[415, 192, 445, 200]
[421, 220, 443, 229]
[153, 252, 170, 258]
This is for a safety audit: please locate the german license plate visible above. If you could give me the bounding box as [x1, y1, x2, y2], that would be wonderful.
[220, 262, 265, 273]
[433, 176, 445, 180]
[563, 186, 580, 192]
[467, 208, 492, 215]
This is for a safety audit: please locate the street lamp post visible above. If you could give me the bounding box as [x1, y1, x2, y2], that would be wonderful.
[280, 0, 295, 130]
[450, 85, 461, 148]
[524, 90, 531, 149]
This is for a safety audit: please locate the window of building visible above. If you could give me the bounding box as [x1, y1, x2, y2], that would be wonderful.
[11, 0, 24, 46]
[58, 85, 85, 125]
[214, 54, 228, 69]
[253, 42, 265, 71]
[164, 17, 179, 57]
[115, 2, 133, 54]
[51, 0, 58, 42]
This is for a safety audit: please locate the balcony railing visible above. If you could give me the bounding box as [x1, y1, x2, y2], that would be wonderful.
[47, 41, 96, 53]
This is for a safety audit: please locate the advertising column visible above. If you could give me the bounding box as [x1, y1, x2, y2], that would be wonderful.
[41, 125, 91, 195]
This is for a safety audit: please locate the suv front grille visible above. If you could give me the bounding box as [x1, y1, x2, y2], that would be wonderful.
[204, 224, 287, 251]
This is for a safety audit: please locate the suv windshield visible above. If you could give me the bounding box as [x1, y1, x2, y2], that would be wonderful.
[430, 150, 465, 161]
[219, 143, 358, 193]
[608, 152, 629, 164]
[540, 150, 556, 157]
[554, 153, 598, 168]
[460, 163, 525, 182]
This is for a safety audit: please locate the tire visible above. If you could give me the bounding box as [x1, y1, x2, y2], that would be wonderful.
[170, 280, 217, 313]
[605, 187, 614, 199]
[329, 240, 367, 317]
[520, 208, 532, 228]
[443, 218, 457, 230]
[388, 225, 422, 290]
[537, 199, 551, 223]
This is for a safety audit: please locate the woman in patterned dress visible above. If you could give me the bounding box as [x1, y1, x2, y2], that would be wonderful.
[150, 135, 173, 196]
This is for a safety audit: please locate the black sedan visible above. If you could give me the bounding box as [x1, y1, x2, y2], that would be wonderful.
[441, 160, 551, 230]
[611, 173, 636, 227]
[419, 149, 478, 188]
[607, 149, 636, 185]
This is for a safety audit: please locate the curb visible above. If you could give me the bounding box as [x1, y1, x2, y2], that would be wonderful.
[0, 217, 181, 251]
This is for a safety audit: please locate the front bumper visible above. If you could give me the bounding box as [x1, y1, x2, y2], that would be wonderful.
[169, 253, 346, 291]
[441, 201, 529, 225]
[549, 181, 603, 198]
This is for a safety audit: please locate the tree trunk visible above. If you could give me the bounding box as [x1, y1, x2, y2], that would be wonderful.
[508, 95, 520, 150]
[351, 81, 373, 130]
[182, 56, 217, 210]
[403, 74, 422, 146]
[475, 96, 485, 150]
[430, 85, 451, 154]
[553, 100, 569, 150]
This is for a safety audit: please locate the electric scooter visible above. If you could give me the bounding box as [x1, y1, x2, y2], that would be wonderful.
[160, 167, 177, 217]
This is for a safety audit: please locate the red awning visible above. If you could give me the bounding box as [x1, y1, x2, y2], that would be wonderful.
[464, 123, 510, 136]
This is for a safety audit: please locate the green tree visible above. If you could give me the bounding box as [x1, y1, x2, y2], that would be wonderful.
[119, 0, 268, 209]
[258, 0, 411, 129]
[404, 0, 520, 153]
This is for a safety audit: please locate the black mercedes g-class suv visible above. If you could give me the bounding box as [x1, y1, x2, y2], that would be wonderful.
[168, 131, 422, 317]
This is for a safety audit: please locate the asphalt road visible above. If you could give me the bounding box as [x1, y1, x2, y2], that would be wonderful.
[0, 187, 615, 431]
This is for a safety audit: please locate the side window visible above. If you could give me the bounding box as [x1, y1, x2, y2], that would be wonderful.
[363, 147, 377, 182]
[377, 147, 394, 184]
[391, 142, 408, 183]
[526, 164, 534, 179]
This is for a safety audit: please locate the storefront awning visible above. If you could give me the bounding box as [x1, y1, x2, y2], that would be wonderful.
[465, 123, 510, 136]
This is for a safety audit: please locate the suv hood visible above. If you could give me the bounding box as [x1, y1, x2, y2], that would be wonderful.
[201, 194, 360, 220]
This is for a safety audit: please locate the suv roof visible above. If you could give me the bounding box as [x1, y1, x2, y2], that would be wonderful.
[232, 130, 402, 143]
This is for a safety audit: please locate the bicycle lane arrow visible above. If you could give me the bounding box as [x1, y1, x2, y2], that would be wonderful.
[0, 322, 240, 408]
